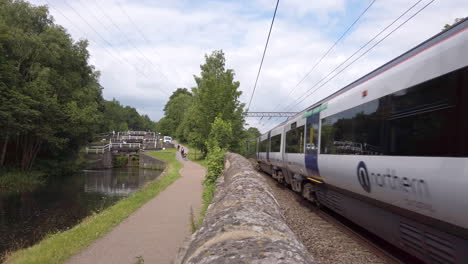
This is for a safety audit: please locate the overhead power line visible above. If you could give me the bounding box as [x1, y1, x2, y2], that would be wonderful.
[89, 0, 177, 87]
[245, 112, 298, 117]
[283, 0, 377, 102]
[264, 0, 377, 128]
[44, 1, 123, 84]
[285, 0, 435, 111]
[60, 0, 171, 95]
[114, 0, 188, 88]
[246, 0, 280, 111]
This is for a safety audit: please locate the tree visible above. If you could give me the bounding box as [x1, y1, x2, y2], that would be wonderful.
[182, 50, 245, 154]
[0, 0, 108, 169]
[159, 88, 192, 137]
[443, 17, 465, 30]
[206, 116, 232, 150]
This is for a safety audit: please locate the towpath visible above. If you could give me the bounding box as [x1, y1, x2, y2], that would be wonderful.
[67, 147, 205, 264]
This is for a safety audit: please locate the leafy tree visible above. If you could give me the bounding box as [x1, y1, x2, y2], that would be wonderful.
[155, 88, 193, 138]
[206, 116, 232, 150]
[245, 127, 261, 140]
[99, 99, 156, 133]
[0, 0, 158, 172]
[443, 17, 465, 30]
[182, 50, 245, 154]
[0, 0, 104, 169]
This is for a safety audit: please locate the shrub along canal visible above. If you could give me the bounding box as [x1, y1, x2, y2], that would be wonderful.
[0, 167, 163, 258]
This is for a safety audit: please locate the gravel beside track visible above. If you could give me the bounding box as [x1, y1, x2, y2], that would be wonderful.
[261, 172, 391, 264]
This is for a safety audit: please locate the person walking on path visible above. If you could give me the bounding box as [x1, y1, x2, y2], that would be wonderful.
[66, 146, 205, 264]
[180, 147, 185, 158]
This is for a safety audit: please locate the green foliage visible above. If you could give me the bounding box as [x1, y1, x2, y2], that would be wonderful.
[206, 116, 232, 150]
[0, 0, 157, 173]
[204, 144, 225, 186]
[443, 17, 465, 30]
[5, 149, 181, 264]
[178, 50, 245, 154]
[0, 169, 45, 194]
[113, 155, 128, 168]
[100, 99, 156, 133]
[194, 182, 216, 230]
[155, 88, 193, 138]
[0, 0, 103, 169]
[239, 127, 262, 156]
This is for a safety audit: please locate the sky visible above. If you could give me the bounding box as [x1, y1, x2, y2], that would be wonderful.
[28, 0, 468, 132]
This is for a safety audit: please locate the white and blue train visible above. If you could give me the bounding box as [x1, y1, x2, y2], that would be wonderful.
[255, 18, 468, 264]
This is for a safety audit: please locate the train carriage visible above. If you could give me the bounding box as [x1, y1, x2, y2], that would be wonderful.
[256, 18, 468, 263]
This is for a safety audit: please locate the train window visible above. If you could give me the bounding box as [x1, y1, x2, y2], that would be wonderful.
[321, 98, 385, 155]
[286, 125, 305, 153]
[321, 66, 468, 157]
[305, 115, 319, 154]
[270, 134, 282, 152]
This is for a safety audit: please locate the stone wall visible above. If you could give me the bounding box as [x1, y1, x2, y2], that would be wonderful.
[175, 153, 315, 264]
[84, 151, 113, 169]
[139, 152, 166, 170]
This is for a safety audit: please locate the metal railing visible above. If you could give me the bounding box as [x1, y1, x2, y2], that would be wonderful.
[85, 143, 142, 154]
[111, 143, 141, 149]
[86, 144, 112, 154]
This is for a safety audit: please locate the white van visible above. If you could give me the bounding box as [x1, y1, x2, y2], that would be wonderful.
[163, 136, 172, 143]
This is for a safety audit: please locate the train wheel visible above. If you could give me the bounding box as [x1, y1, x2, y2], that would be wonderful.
[277, 171, 284, 185]
[302, 183, 315, 202]
[314, 198, 322, 209]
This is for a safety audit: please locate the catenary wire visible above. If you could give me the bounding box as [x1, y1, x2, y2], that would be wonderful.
[280, 0, 377, 105]
[246, 0, 280, 111]
[282, 0, 424, 111]
[60, 0, 171, 96]
[43, 1, 133, 87]
[286, 0, 435, 111]
[114, 0, 189, 88]
[258, 0, 377, 129]
[89, 0, 179, 87]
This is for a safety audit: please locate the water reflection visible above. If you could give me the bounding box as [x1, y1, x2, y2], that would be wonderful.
[83, 168, 161, 196]
[0, 167, 162, 258]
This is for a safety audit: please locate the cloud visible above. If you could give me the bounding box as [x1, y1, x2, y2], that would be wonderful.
[28, 0, 467, 133]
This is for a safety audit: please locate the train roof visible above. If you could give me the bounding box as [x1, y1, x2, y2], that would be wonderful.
[268, 17, 468, 131]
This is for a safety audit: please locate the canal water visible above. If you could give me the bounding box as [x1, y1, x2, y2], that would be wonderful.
[0, 167, 162, 258]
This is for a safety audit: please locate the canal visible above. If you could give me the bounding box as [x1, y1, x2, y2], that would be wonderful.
[0, 167, 163, 258]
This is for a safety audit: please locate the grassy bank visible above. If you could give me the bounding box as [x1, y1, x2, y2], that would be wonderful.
[0, 170, 45, 195]
[190, 146, 225, 231]
[184, 144, 208, 168]
[5, 149, 181, 264]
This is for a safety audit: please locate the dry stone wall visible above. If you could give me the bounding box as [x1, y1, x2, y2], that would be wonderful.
[175, 152, 315, 264]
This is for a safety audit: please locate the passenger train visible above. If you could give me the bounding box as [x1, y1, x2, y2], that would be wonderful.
[254, 18, 468, 263]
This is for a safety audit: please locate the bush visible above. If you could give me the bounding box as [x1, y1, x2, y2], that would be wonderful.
[0, 170, 46, 194]
[203, 143, 226, 185]
[113, 155, 128, 168]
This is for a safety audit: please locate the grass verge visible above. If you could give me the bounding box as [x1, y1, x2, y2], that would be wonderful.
[5, 148, 181, 264]
[184, 144, 208, 168]
[190, 146, 225, 231]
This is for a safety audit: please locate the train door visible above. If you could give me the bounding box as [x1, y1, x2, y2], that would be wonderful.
[255, 138, 259, 160]
[283, 119, 306, 176]
[266, 131, 271, 163]
[305, 113, 320, 179]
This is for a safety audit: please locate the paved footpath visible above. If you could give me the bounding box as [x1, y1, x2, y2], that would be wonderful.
[67, 147, 205, 264]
